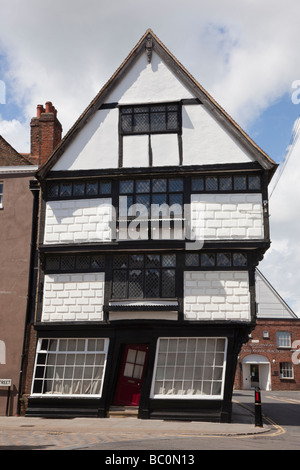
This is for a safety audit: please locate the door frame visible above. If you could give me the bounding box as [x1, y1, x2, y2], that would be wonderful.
[113, 343, 149, 406]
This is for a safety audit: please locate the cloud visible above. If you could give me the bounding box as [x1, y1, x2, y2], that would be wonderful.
[0, 0, 300, 150]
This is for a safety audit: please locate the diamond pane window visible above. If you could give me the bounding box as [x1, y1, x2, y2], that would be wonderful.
[191, 178, 204, 191]
[201, 253, 215, 267]
[73, 182, 85, 196]
[113, 270, 127, 298]
[234, 176, 247, 190]
[60, 183, 72, 197]
[217, 253, 231, 267]
[100, 181, 111, 194]
[129, 270, 143, 297]
[112, 253, 176, 299]
[219, 176, 232, 191]
[133, 113, 149, 133]
[120, 104, 180, 134]
[86, 181, 99, 196]
[46, 256, 60, 271]
[162, 254, 176, 267]
[233, 253, 247, 266]
[120, 180, 134, 194]
[169, 178, 184, 192]
[61, 256, 75, 271]
[91, 255, 105, 270]
[76, 255, 90, 270]
[136, 179, 150, 193]
[152, 179, 167, 193]
[48, 183, 59, 198]
[185, 253, 199, 267]
[248, 175, 261, 190]
[162, 269, 176, 297]
[205, 177, 218, 191]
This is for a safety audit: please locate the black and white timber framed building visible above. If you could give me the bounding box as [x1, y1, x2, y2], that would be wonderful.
[24, 30, 277, 422]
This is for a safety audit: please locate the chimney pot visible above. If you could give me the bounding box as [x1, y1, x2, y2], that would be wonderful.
[45, 101, 53, 113]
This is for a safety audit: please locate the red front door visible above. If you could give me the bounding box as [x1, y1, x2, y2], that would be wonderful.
[114, 344, 149, 406]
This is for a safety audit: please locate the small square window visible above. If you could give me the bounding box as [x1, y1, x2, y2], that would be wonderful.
[248, 175, 261, 190]
[191, 178, 204, 191]
[234, 176, 247, 190]
[205, 177, 218, 191]
[219, 176, 232, 191]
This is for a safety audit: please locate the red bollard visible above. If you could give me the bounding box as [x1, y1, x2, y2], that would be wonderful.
[254, 386, 263, 427]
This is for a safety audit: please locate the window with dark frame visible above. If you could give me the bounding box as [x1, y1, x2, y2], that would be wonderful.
[47, 180, 112, 199]
[119, 177, 184, 219]
[185, 252, 248, 268]
[0, 182, 3, 208]
[191, 174, 261, 192]
[120, 103, 180, 135]
[112, 253, 176, 299]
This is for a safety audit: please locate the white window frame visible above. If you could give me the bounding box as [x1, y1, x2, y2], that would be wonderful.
[150, 337, 227, 400]
[31, 338, 109, 397]
[277, 331, 291, 348]
[280, 362, 294, 379]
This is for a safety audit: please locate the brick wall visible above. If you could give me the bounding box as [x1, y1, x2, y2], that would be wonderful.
[191, 193, 264, 240]
[184, 271, 251, 321]
[42, 273, 105, 322]
[235, 319, 300, 390]
[44, 198, 112, 244]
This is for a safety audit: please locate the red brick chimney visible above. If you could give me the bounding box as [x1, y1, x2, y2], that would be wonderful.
[30, 101, 62, 166]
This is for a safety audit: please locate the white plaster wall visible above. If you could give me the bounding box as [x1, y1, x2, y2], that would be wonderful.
[184, 271, 251, 321]
[151, 134, 179, 166]
[44, 198, 112, 244]
[52, 108, 119, 171]
[42, 273, 105, 322]
[108, 51, 194, 104]
[122, 135, 149, 167]
[182, 105, 254, 165]
[191, 193, 264, 240]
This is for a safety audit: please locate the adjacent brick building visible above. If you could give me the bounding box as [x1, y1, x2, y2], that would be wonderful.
[235, 270, 300, 391]
[0, 104, 62, 416]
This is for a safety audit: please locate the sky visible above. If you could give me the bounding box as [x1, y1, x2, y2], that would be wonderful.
[0, 0, 300, 314]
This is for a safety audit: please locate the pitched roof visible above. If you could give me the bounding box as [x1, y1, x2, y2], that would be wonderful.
[0, 135, 33, 166]
[36, 29, 278, 179]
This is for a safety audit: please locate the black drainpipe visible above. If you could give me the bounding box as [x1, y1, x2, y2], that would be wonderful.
[16, 179, 39, 416]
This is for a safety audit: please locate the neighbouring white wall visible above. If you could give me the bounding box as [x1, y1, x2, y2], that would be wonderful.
[191, 193, 264, 241]
[184, 271, 251, 321]
[255, 270, 296, 318]
[44, 198, 112, 244]
[42, 273, 105, 322]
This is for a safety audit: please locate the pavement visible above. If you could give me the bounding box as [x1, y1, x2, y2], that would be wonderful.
[0, 400, 271, 450]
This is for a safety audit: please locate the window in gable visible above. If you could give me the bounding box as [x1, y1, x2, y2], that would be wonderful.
[120, 103, 180, 135]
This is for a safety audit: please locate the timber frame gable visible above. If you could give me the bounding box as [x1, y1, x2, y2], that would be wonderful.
[36, 29, 277, 180]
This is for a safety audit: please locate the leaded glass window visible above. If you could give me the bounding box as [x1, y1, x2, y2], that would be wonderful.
[112, 253, 176, 299]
